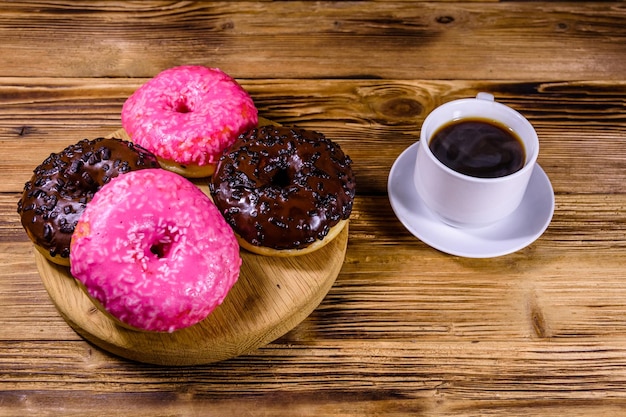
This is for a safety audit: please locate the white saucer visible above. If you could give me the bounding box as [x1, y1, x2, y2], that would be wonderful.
[387, 142, 555, 258]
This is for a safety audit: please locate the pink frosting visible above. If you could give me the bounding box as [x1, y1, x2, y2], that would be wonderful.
[70, 169, 241, 333]
[121, 65, 258, 167]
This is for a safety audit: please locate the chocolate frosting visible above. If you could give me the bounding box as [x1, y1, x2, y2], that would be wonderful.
[17, 137, 160, 260]
[209, 126, 356, 250]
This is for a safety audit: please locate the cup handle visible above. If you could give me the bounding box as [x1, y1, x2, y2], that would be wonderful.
[476, 92, 495, 102]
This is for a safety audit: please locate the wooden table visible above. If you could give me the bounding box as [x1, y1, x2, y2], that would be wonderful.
[1, 1, 625, 415]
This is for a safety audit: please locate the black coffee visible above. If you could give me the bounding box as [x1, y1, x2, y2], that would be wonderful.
[429, 118, 525, 178]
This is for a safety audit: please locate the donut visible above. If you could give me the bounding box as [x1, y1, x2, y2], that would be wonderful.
[121, 65, 258, 178]
[209, 125, 356, 257]
[17, 137, 160, 266]
[70, 169, 241, 333]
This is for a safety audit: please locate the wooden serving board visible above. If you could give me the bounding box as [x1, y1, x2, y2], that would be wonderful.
[35, 121, 349, 366]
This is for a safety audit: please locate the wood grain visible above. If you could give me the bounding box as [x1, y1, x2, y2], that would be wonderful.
[2, 1, 626, 416]
[4, 191, 626, 414]
[0, 2, 623, 80]
[3, 78, 626, 195]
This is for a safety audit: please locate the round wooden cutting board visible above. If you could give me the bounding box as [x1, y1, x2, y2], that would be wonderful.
[35, 121, 349, 366]
[36, 225, 347, 366]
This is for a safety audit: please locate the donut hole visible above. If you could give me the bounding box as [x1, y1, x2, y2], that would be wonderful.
[271, 168, 291, 188]
[171, 97, 192, 114]
[148, 228, 177, 259]
[150, 241, 171, 259]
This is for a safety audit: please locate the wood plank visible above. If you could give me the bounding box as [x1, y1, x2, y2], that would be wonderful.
[5, 194, 626, 342]
[2, 339, 626, 416]
[4, 183, 626, 413]
[0, 2, 623, 80]
[2, 78, 625, 194]
[2, 1, 626, 415]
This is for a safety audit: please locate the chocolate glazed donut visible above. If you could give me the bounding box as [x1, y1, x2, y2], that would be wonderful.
[17, 137, 160, 265]
[209, 125, 356, 254]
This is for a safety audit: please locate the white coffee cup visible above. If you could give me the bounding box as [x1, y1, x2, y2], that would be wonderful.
[413, 93, 539, 227]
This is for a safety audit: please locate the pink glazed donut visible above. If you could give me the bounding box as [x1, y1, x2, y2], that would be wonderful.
[70, 169, 241, 333]
[121, 65, 258, 178]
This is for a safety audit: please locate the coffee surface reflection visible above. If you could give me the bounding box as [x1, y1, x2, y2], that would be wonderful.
[429, 118, 525, 178]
